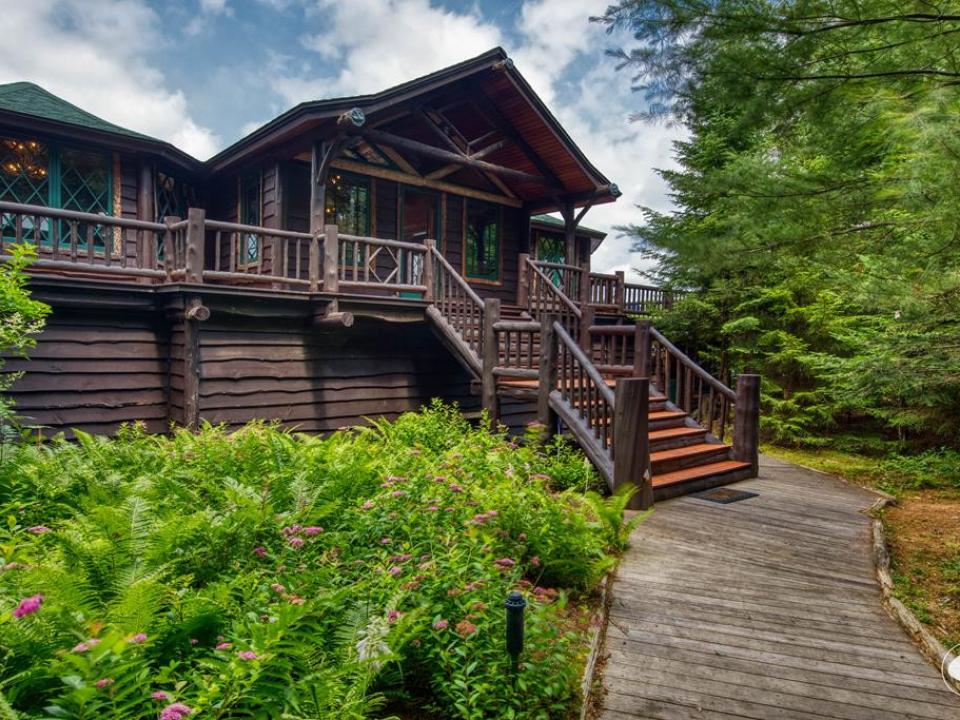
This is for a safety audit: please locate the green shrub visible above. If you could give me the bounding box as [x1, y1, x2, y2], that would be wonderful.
[0, 402, 629, 718]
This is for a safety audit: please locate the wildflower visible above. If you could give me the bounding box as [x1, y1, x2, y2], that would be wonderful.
[27, 525, 51, 534]
[303, 526, 323, 536]
[152, 691, 170, 701]
[390, 553, 412, 563]
[379, 537, 390, 545]
[160, 702, 193, 720]
[470, 602, 487, 612]
[427, 505, 439, 512]
[12, 594, 42, 618]
[95, 678, 114, 689]
[494, 557, 516, 568]
[455, 620, 478, 636]
[72, 638, 100, 653]
[2, 562, 24, 572]
[282, 524, 302, 536]
[448, 483, 463, 493]
[530, 556, 541, 567]
[189, 638, 199, 646]
[433, 619, 449, 630]
[444, 507, 455, 513]
[388, 565, 403, 576]
[271, 583, 286, 594]
[129, 633, 148, 644]
[361, 500, 375, 510]
[237, 650, 259, 661]
[215, 642, 232, 650]
[518, 533, 527, 541]
[386, 609, 401, 623]
[288, 537, 304, 549]
[288, 595, 305, 605]
[434, 476, 446, 483]
[390, 490, 405, 498]
[252, 546, 267, 557]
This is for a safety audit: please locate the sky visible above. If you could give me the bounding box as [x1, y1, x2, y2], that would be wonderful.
[0, 0, 685, 279]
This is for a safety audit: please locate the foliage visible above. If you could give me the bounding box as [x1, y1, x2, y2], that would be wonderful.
[0, 244, 49, 428]
[0, 403, 631, 719]
[598, 0, 960, 446]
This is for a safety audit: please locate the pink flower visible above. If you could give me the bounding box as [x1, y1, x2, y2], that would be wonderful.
[434, 476, 446, 483]
[448, 483, 463, 493]
[390, 490, 405, 498]
[189, 638, 199, 646]
[288, 595, 305, 605]
[271, 583, 286, 594]
[427, 506, 439, 512]
[386, 609, 401, 623]
[95, 678, 114, 689]
[379, 537, 390, 545]
[129, 633, 148, 644]
[530, 556, 541, 567]
[237, 650, 259, 661]
[388, 565, 403, 576]
[361, 501, 375, 510]
[455, 620, 478, 636]
[303, 526, 323, 536]
[288, 537, 304, 548]
[27, 526, 51, 534]
[215, 642, 232, 650]
[518, 533, 527, 541]
[390, 553, 412, 563]
[282, 524, 302, 536]
[72, 638, 100, 653]
[494, 558, 516, 568]
[152, 691, 170, 701]
[2, 562, 24, 572]
[160, 702, 193, 720]
[433, 619, 449, 630]
[252, 546, 267, 557]
[12, 594, 43, 618]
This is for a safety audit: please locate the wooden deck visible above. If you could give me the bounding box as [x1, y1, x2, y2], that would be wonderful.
[599, 455, 960, 719]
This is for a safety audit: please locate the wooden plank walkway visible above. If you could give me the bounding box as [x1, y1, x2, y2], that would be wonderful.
[599, 455, 960, 720]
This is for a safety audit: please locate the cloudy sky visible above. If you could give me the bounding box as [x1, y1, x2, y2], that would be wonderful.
[0, 0, 684, 279]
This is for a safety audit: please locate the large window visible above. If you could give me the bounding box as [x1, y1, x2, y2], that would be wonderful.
[464, 199, 500, 282]
[325, 172, 370, 236]
[0, 136, 111, 249]
[239, 170, 261, 265]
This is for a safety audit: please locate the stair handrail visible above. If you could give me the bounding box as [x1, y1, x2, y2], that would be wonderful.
[524, 257, 583, 345]
[425, 244, 485, 374]
[649, 326, 735, 402]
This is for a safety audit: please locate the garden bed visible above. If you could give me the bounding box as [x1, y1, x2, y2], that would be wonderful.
[0, 403, 631, 719]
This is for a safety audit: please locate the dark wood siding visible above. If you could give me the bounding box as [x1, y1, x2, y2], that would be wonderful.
[375, 180, 398, 239]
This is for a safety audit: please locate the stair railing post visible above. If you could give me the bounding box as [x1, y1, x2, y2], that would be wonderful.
[537, 313, 559, 437]
[732, 373, 761, 476]
[308, 230, 320, 292]
[323, 224, 339, 293]
[633, 320, 651, 378]
[517, 253, 530, 308]
[482, 297, 501, 428]
[614, 377, 653, 510]
[579, 304, 595, 356]
[185, 207, 205, 284]
[422, 238, 436, 302]
[579, 266, 591, 307]
[615, 270, 626, 313]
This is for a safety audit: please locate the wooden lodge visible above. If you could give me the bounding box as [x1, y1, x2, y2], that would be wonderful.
[0, 49, 758, 504]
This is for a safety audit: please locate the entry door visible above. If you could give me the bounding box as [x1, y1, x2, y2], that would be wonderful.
[401, 189, 439, 294]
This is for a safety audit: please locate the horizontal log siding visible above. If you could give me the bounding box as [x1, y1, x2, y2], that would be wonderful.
[375, 180, 398, 239]
[4, 311, 169, 436]
[195, 316, 476, 432]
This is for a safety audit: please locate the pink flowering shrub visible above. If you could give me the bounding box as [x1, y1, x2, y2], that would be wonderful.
[0, 402, 629, 719]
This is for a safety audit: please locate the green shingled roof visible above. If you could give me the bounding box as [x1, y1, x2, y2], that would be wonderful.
[0, 81, 157, 142]
[530, 213, 605, 238]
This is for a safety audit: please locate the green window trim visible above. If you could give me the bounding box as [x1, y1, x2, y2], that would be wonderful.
[464, 199, 500, 282]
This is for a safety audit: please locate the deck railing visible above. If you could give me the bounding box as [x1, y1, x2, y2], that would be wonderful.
[524, 257, 582, 343]
[426, 243, 484, 375]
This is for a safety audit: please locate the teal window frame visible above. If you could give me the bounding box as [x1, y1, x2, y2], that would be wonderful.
[0, 134, 112, 249]
[464, 199, 501, 283]
[239, 169, 262, 266]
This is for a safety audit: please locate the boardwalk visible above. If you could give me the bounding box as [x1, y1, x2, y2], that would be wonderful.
[599, 455, 960, 720]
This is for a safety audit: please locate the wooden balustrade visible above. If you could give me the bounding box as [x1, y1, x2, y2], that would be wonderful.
[534, 260, 584, 301]
[203, 213, 314, 288]
[336, 230, 428, 294]
[525, 257, 582, 343]
[624, 282, 683, 314]
[426, 243, 485, 375]
[589, 271, 622, 308]
[492, 318, 540, 380]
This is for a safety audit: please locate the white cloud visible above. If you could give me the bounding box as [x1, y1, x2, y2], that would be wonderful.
[0, 0, 221, 160]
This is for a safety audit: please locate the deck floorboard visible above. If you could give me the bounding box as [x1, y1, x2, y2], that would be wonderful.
[598, 455, 960, 719]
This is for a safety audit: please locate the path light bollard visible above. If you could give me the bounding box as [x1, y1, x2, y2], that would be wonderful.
[505, 591, 526, 676]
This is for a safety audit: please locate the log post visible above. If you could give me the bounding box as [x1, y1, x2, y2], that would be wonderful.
[517, 252, 530, 309]
[538, 313, 559, 436]
[481, 297, 501, 427]
[308, 232, 320, 292]
[323, 224, 339, 293]
[579, 304, 595, 356]
[185, 207, 205, 284]
[137, 162, 155, 270]
[181, 296, 209, 431]
[579, 265, 591, 307]
[614, 377, 653, 510]
[423, 238, 436, 302]
[162, 215, 180, 278]
[634, 319, 651, 378]
[733, 374, 761, 476]
[615, 270, 626, 312]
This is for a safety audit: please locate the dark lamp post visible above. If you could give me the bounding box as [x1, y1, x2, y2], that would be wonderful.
[505, 591, 526, 674]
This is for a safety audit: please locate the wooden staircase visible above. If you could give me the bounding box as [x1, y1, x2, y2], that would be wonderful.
[424, 246, 760, 506]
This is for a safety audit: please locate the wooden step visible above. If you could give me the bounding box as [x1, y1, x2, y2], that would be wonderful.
[650, 442, 732, 474]
[648, 409, 688, 429]
[652, 459, 753, 500]
[648, 426, 708, 451]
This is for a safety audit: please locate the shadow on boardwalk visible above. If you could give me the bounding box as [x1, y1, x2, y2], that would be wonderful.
[598, 455, 960, 720]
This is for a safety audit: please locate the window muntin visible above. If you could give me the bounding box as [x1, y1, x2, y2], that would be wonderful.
[535, 231, 566, 287]
[464, 199, 500, 282]
[325, 172, 370, 236]
[239, 170, 262, 265]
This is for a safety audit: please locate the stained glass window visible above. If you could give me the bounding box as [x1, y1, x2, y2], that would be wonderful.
[325, 172, 369, 235]
[0, 138, 50, 243]
[465, 199, 500, 282]
[240, 170, 261, 265]
[59, 148, 110, 250]
[535, 231, 566, 287]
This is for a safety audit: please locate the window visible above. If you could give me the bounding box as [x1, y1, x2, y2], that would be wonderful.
[464, 199, 500, 282]
[325, 172, 370, 235]
[0, 136, 111, 249]
[239, 170, 261, 265]
[535, 231, 566, 287]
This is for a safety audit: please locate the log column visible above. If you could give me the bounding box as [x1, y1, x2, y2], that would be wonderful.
[733, 374, 761, 475]
[614, 377, 653, 510]
[481, 298, 501, 427]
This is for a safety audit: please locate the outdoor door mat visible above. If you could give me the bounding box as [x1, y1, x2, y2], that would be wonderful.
[692, 487, 759, 504]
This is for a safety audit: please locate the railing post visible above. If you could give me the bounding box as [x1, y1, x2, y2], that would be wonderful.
[323, 224, 339, 293]
[615, 271, 626, 313]
[614, 377, 653, 510]
[579, 266, 591, 307]
[733, 374, 761, 476]
[482, 298, 501, 428]
[538, 313, 559, 436]
[308, 231, 320, 292]
[162, 215, 179, 278]
[517, 253, 530, 308]
[633, 320, 651, 378]
[579, 304, 595, 356]
[423, 238, 436, 302]
[185, 207, 205, 284]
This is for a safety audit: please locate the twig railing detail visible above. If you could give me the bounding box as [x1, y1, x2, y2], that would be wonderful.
[336, 232, 428, 294]
[204, 217, 314, 287]
[524, 257, 582, 343]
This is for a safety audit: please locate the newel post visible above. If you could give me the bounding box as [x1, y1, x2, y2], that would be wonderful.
[422, 238, 436, 302]
[308, 232, 320, 292]
[634, 320, 651, 378]
[162, 215, 180, 278]
[481, 298, 501, 427]
[579, 304, 595, 356]
[733, 374, 761, 476]
[185, 207, 205, 284]
[538, 313, 559, 436]
[517, 253, 530, 309]
[614, 377, 653, 510]
[323, 224, 339, 293]
[615, 270, 626, 312]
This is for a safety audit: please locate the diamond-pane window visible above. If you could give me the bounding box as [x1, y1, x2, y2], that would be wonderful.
[240, 170, 261, 265]
[0, 137, 50, 243]
[59, 148, 110, 251]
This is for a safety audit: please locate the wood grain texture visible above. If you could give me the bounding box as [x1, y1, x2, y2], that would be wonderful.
[597, 455, 960, 719]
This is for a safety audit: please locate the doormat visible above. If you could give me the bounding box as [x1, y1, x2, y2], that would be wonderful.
[692, 487, 758, 504]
